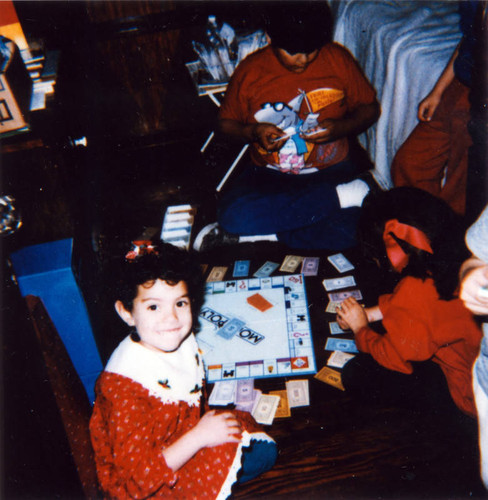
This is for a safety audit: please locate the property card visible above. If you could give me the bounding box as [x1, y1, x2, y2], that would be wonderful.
[280, 255, 304, 273]
[327, 350, 355, 369]
[322, 275, 356, 291]
[269, 390, 291, 418]
[286, 379, 310, 408]
[254, 261, 279, 278]
[314, 366, 345, 391]
[324, 337, 359, 353]
[328, 290, 363, 302]
[252, 394, 280, 425]
[207, 266, 228, 282]
[327, 253, 355, 273]
[233, 260, 250, 278]
[301, 257, 320, 276]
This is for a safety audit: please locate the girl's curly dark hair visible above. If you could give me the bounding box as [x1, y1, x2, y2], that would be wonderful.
[112, 241, 205, 332]
[358, 187, 469, 300]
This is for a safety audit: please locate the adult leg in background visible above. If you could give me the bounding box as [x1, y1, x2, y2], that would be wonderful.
[391, 78, 471, 215]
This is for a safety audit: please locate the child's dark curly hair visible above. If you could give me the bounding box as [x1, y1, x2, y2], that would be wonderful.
[113, 241, 205, 332]
[358, 187, 470, 300]
[263, 1, 332, 54]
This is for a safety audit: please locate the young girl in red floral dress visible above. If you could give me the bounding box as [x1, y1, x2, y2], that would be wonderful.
[89, 241, 276, 499]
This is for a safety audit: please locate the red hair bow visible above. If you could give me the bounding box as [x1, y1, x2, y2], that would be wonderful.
[125, 240, 157, 261]
[383, 219, 433, 272]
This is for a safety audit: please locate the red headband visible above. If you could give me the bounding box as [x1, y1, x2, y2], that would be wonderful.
[383, 219, 433, 272]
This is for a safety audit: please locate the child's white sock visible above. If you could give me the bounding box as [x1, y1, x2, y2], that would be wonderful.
[238, 234, 278, 243]
[336, 179, 370, 208]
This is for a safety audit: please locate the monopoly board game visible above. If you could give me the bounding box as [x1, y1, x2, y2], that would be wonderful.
[196, 274, 316, 382]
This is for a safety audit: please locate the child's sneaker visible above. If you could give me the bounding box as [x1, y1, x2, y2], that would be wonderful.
[193, 222, 239, 252]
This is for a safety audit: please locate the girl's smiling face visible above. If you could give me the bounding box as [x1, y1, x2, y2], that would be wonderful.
[116, 279, 193, 353]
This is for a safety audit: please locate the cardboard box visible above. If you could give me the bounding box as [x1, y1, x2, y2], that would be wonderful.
[0, 38, 32, 136]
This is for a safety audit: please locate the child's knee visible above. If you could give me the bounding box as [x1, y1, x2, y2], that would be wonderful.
[238, 440, 277, 483]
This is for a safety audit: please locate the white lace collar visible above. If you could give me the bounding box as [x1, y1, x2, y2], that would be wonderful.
[105, 333, 204, 406]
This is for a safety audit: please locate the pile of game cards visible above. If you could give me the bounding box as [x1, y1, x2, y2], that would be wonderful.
[317, 252, 363, 389]
[160, 204, 196, 250]
[205, 254, 321, 284]
[209, 378, 310, 425]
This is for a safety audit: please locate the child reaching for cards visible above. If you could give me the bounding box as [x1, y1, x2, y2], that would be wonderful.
[90, 241, 276, 498]
[336, 187, 482, 417]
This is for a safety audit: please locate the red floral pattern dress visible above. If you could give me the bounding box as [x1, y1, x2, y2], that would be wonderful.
[90, 334, 272, 499]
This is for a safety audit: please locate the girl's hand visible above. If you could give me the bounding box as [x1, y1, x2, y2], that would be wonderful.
[336, 297, 369, 334]
[418, 92, 441, 121]
[336, 315, 350, 331]
[460, 264, 488, 315]
[192, 410, 242, 448]
[162, 410, 242, 471]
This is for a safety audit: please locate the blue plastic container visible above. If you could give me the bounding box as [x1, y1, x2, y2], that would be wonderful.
[9, 238, 103, 403]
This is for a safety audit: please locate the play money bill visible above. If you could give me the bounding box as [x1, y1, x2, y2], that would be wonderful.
[314, 366, 345, 391]
[322, 275, 356, 291]
[286, 379, 310, 408]
[324, 337, 359, 353]
[208, 380, 236, 406]
[325, 301, 342, 314]
[217, 317, 245, 339]
[236, 378, 254, 403]
[328, 289, 363, 302]
[236, 388, 260, 413]
[280, 255, 304, 273]
[233, 260, 250, 278]
[301, 257, 320, 276]
[327, 350, 356, 369]
[254, 261, 279, 277]
[252, 394, 280, 425]
[269, 389, 291, 418]
[329, 321, 350, 335]
[207, 266, 228, 282]
[327, 253, 355, 273]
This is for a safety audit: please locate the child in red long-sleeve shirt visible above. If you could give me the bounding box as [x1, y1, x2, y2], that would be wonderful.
[337, 187, 482, 417]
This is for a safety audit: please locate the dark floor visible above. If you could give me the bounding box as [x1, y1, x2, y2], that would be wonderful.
[2, 134, 487, 499]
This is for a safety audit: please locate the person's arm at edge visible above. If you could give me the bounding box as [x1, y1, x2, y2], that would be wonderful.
[418, 43, 459, 121]
[459, 256, 488, 315]
[460, 255, 486, 282]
